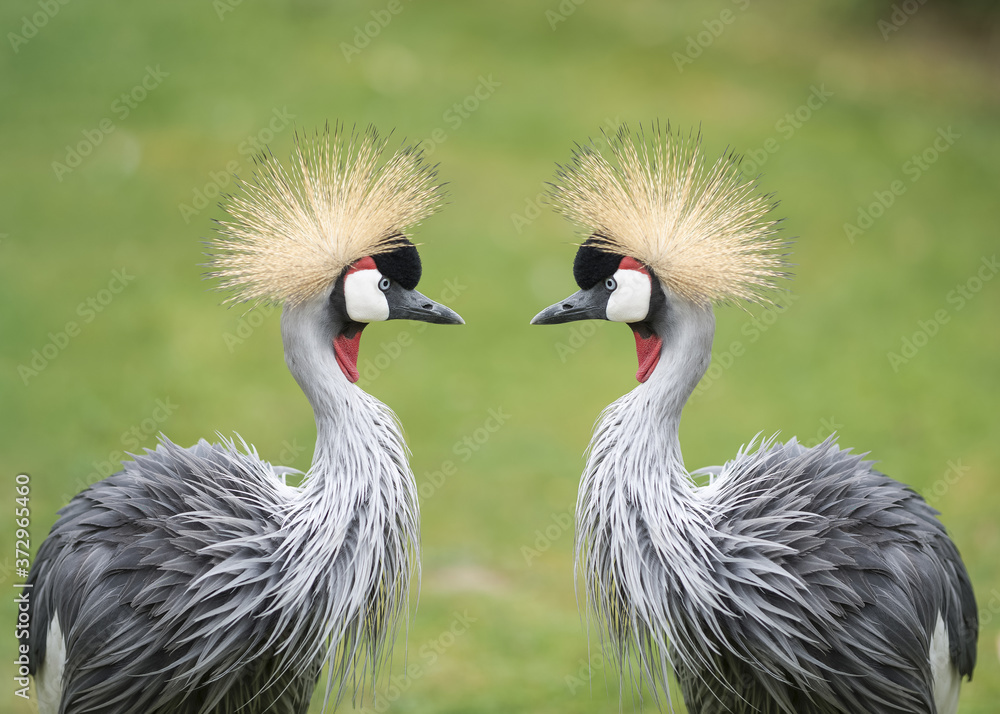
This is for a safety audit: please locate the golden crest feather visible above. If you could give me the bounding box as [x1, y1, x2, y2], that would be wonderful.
[549, 124, 789, 306]
[209, 124, 443, 306]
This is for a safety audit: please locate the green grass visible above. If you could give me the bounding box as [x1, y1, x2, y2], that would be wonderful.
[2, 0, 998, 711]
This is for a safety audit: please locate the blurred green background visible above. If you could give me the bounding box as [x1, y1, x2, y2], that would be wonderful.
[2, 1, 998, 712]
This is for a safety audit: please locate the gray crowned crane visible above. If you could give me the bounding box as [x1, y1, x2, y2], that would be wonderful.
[23, 126, 463, 714]
[531, 126, 977, 713]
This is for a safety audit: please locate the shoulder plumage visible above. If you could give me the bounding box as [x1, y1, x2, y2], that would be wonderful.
[549, 123, 790, 306]
[208, 123, 443, 306]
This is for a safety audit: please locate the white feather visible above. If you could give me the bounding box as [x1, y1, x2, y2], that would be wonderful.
[930, 613, 961, 714]
[606, 268, 650, 323]
[344, 269, 389, 322]
[35, 614, 65, 714]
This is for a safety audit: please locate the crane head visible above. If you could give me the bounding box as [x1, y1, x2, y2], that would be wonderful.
[531, 237, 665, 382]
[331, 242, 462, 382]
[207, 124, 462, 384]
[532, 123, 789, 383]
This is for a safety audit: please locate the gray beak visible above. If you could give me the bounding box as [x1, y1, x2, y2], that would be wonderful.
[388, 287, 464, 325]
[530, 286, 609, 325]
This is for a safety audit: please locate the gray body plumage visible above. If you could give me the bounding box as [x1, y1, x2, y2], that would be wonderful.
[28, 440, 324, 713]
[24, 295, 421, 713]
[22, 128, 459, 713]
[575, 296, 978, 713]
[534, 125, 978, 712]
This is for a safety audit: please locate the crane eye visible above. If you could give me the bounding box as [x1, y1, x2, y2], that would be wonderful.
[605, 277, 617, 291]
[378, 277, 391, 292]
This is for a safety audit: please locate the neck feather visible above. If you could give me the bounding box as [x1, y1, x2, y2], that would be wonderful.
[625, 293, 715, 477]
[274, 298, 419, 698]
[281, 298, 352, 466]
[278, 296, 417, 524]
[576, 293, 725, 695]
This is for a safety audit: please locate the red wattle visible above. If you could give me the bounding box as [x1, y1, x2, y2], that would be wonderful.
[632, 329, 663, 383]
[333, 331, 363, 383]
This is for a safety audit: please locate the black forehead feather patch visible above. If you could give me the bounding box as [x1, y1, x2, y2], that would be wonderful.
[573, 235, 624, 289]
[373, 237, 422, 290]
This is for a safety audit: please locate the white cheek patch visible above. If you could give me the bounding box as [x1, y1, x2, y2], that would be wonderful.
[606, 268, 651, 323]
[344, 269, 390, 322]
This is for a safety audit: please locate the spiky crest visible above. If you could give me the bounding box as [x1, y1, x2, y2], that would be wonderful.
[549, 123, 789, 306]
[209, 123, 443, 306]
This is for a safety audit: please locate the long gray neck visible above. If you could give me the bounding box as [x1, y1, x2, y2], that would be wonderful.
[274, 297, 418, 691]
[278, 296, 415, 529]
[630, 292, 716, 480]
[576, 290, 725, 684]
[280, 297, 358, 479]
